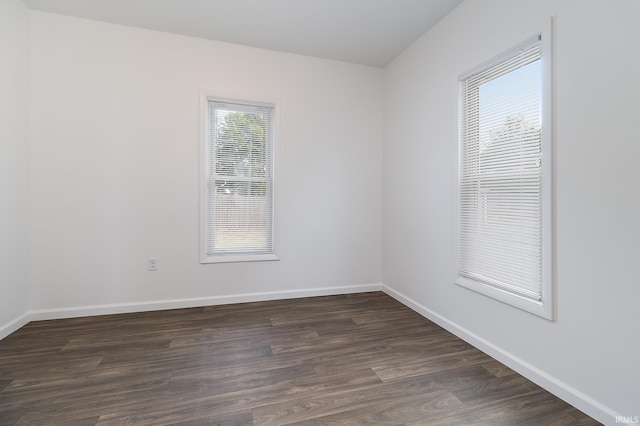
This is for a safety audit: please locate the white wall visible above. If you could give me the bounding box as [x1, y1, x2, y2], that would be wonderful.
[383, 0, 640, 422]
[0, 0, 30, 337]
[28, 12, 383, 314]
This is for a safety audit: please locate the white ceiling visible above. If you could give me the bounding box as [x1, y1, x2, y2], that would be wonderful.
[22, 0, 463, 67]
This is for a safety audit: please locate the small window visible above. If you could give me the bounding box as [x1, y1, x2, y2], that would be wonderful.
[200, 94, 278, 263]
[456, 21, 553, 319]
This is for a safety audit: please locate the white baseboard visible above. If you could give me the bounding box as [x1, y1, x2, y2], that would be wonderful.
[0, 312, 30, 341]
[381, 284, 623, 426]
[24, 283, 383, 321]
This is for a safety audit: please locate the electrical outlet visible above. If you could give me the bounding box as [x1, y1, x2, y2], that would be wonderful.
[148, 257, 158, 271]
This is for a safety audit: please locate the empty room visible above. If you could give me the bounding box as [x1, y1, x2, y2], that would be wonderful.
[1, 0, 638, 424]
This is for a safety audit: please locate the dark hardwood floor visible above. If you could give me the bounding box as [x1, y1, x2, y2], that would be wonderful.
[0, 292, 599, 425]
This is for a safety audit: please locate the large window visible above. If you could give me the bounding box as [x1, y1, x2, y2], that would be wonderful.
[200, 94, 277, 263]
[456, 22, 553, 319]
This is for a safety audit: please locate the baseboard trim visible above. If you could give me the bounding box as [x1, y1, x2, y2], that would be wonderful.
[381, 284, 622, 426]
[0, 312, 30, 341]
[26, 283, 383, 321]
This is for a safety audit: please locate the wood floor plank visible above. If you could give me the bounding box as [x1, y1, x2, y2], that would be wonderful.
[0, 292, 600, 425]
[478, 358, 518, 378]
[372, 347, 490, 381]
[449, 373, 543, 405]
[168, 410, 254, 426]
[0, 367, 171, 410]
[167, 363, 318, 397]
[96, 367, 383, 425]
[0, 407, 25, 426]
[0, 378, 13, 392]
[407, 388, 586, 425]
[255, 390, 463, 426]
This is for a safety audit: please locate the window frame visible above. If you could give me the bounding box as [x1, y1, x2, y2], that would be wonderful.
[455, 20, 554, 320]
[199, 91, 279, 264]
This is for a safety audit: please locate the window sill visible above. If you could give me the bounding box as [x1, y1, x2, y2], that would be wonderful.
[200, 253, 280, 264]
[455, 276, 553, 321]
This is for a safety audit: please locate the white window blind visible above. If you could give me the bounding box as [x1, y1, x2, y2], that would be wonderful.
[204, 99, 275, 260]
[458, 35, 547, 304]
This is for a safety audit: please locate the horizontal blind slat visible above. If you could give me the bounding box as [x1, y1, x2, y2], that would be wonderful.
[206, 99, 275, 256]
[459, 38, 543, 301]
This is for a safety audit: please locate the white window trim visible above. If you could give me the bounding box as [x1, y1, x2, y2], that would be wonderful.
[454, 19, 554, 320]
[199, 90, 280, 264]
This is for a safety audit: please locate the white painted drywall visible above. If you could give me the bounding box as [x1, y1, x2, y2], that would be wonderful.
[0, 0, 30, 336]
[383, 0, 640, 421]
[28, 12, 383, 312]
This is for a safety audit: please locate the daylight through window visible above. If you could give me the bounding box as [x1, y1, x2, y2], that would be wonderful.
[201, 97, 276, 263]
[456, 25, 553, 319]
